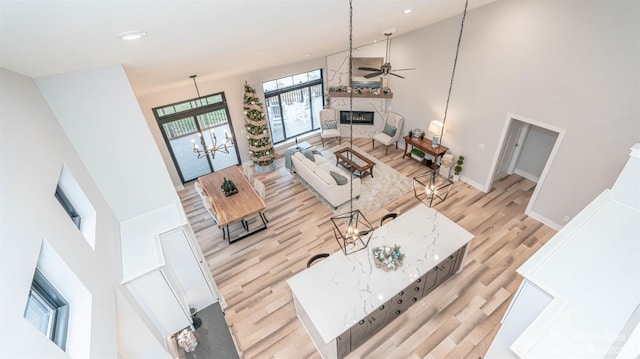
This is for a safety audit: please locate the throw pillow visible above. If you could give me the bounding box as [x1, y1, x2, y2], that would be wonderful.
[382, 123, 397, 137]
[329, 171, 348, 185]
[301, 148, 315, 162]
[323, 120, 337, 130]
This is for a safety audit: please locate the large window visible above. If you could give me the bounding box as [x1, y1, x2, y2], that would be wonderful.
[154, 92, 240, 183]
[263, 69, 324, 144]
[24, 269, 69, 351]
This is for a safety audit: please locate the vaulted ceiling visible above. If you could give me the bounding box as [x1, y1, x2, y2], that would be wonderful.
[0, 0, 496, 95]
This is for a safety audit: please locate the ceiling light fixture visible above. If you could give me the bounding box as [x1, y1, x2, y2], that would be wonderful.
[413, 0, 469, 207]
[117, 30, 147, 41]
[403, 8, 414, 14]
[189, 75, 233, 159]
[330, 0, 374, 256]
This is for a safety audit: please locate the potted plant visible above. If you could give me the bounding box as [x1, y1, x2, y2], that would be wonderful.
[453, 155, 464, 182]
[220, 177, 238, 196]
[408, 130, 413, 138]
[410, 148, 426, 162]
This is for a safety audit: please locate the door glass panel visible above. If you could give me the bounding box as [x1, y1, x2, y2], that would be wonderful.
[265, 97, 285, 143]
[281, 88, 310, 139]
[197, 109, 239, 172]
[162, 117, 211, 182]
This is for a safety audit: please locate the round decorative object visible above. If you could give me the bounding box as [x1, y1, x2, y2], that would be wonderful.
[372, 245, 404, 271]
[412, 129, 422, 140]
[177, 328, 198, 352]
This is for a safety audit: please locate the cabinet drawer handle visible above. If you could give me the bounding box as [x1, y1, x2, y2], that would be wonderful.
[397, 299, 403, 305]
[379, 305, 385, 310]
[417, 278, 422, 283]
[399, 290, 404, 295]
[395, 310, 401, 315]
[414, 287, 420, 291]
[412, 297, 418, 302]
[358, 319, 365, 325]
[448, 255, 454, 260]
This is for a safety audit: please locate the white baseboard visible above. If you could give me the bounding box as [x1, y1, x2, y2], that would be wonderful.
[514, 169, 540, 183]
[459, 175, 485, 192]
[525, 208, 563, 230]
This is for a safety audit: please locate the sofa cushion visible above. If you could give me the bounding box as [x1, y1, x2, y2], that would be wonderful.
[382, 123, 397, 137]
[314, 167, 335, 185]
[293, 152, 305, 161]
[301, 148, 316, 161]
[314, 154, 328, 165]
[299, 156, 317, 171]
[329, 171, 348, 185]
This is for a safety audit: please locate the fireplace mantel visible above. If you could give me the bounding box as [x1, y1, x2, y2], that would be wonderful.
[329, 91, 393, 99]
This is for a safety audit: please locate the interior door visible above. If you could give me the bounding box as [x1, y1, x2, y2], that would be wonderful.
[495, 120, 525, 181]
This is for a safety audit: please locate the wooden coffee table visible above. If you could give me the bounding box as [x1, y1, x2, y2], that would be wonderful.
[334, 147, 376, 178]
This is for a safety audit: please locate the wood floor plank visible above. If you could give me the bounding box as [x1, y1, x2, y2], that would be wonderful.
[178, 136, 556, 358]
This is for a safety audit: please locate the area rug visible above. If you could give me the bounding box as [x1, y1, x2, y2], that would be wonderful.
[295, 144, 413, 216]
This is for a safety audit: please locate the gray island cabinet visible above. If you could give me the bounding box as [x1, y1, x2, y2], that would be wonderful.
[287, 204, 474, 358]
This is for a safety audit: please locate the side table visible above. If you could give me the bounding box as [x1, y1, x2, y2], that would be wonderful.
[402, 136, 449, 167]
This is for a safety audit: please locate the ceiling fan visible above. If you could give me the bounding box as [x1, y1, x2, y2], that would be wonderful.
[358, 32, 415, 79]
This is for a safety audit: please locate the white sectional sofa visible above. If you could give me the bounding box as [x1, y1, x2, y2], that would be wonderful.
[291, 151, 361, 209]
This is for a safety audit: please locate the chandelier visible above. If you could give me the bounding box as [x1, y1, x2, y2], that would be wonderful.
[413, 0, 468, 207]
[330, 0, 374, 256]
[189, 75, 234, 159]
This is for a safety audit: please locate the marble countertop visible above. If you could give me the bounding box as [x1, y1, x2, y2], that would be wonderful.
[514, 191, 640, 358]
[287, 204, 474, 343]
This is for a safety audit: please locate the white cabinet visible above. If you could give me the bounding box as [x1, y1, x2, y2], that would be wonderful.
[124, 266, 192, 338]
[122, 225, 222, 339]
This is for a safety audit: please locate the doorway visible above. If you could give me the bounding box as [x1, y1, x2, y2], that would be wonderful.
[489, 113, 565, 215]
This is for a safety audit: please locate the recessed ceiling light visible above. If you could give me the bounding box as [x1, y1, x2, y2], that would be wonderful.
[117, 31, 147, 41]
[404, 8, 415, 14]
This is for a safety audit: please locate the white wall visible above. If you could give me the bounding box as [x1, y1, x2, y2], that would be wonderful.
[359, 0, 640, 227]
[0, 68, 121, 358]
[36, 65, 179, 223]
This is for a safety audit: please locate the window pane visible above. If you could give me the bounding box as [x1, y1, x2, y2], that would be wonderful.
[308, 69, 321, 81]
[276, 77, 293, 89]
[24, 293, 53, 336]
[292, 73, 308, 85]
[263, 80, 277, 93]
[262, 69, 324, 144]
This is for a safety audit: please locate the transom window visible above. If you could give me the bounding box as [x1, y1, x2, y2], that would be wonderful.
[262, 69, 324, 144]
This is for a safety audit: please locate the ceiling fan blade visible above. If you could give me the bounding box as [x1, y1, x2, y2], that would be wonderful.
[364, 72, 384, 78]
[392, 68, 416, 72]
[389, 73, 405, 79]
[358, 67, 382, 72]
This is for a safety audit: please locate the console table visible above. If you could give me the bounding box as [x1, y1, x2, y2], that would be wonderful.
[403, 136, 449, 167]
[287, 204, 474, 358]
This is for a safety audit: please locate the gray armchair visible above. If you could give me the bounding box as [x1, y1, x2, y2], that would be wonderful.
[372, 112, 404, 155]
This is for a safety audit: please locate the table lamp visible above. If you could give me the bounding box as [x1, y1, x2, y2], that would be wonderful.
[428, 120, 444, 148]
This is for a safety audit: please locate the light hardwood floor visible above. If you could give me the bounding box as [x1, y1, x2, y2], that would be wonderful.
[178, 136, 556, 359]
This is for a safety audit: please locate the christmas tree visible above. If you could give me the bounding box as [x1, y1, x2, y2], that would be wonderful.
[243, 81, 275, 170]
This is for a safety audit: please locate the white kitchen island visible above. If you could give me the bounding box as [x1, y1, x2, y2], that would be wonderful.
[287, 204, 474, 358]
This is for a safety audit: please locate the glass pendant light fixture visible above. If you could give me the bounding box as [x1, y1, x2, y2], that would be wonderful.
[330, 0, 374, 255]
[413, 0, 468, 207]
